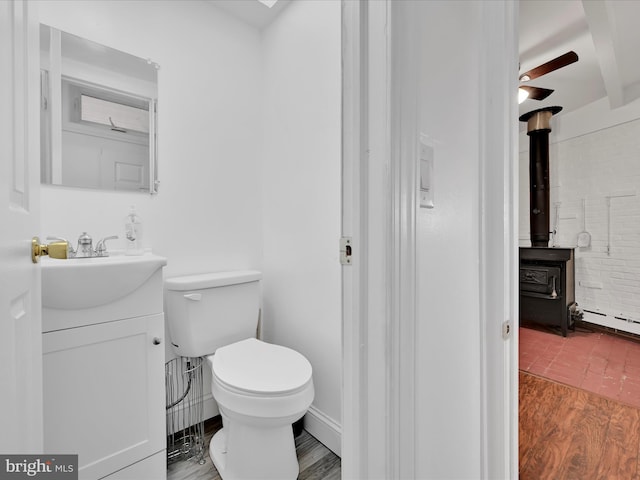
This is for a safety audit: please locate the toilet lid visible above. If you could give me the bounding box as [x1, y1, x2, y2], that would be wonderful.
[212, 338, 312, 395]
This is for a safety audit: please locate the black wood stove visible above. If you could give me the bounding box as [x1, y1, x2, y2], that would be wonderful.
[519, 247, 577, 336]
[518, 107, 580, 336]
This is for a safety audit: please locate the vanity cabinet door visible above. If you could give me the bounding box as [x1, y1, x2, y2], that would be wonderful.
[43, 314, 165, 480]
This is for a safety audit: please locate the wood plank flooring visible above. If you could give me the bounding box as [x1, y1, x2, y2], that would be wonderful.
[172, 371, 638, 479]
[520, 371, 640, 479]
[167, 416, 341, 480]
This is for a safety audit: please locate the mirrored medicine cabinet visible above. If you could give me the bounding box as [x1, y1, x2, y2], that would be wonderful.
[40, 25, 159, 193]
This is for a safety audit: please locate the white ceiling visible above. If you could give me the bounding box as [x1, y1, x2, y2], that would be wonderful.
[519, 0, 640, 119]
[205, 0, 640, 122]
[205, 0, 292, 30]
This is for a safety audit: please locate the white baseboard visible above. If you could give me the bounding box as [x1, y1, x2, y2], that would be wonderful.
[303, 405, 342, 457]
[583, 310, 640, 335]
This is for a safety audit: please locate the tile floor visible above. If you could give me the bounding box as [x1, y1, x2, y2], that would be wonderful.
[519, 325, 640, 408]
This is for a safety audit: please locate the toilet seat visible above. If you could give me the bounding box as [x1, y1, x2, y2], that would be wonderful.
[211, 338, 312, 395]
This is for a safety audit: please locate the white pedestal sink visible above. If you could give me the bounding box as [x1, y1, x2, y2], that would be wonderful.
[41, 252, 167, 480]
[41, 252, 167, 332]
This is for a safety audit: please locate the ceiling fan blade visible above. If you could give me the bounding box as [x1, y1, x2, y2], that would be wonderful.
[519, 51, 579, 82]
[520, 85, 554, 101]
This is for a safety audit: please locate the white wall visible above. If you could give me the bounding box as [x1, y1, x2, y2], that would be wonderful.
[519, 97, 640, 330]
[260, 0, 342, 454]
[416, 1, 482, 477]
[37, 0, 343, 453]
[37, 0, 263, 279]
[37, 0, 265, 423]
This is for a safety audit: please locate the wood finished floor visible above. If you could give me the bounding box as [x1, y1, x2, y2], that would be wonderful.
[167, 416, 341, 480]
[520, 370, 640, 479]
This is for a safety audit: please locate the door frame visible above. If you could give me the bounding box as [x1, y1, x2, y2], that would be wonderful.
[341, 1, 421, 477]
[341, 1, 519, 478]
[341, 1, 404, 477]
[477, 2, 520, 478]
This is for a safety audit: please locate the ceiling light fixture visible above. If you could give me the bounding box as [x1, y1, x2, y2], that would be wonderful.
[257, 0, 278, 7]
[518, 87, 529, 104]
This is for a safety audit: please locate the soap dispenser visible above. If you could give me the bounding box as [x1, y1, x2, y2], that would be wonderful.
[124, 205, 143, 256]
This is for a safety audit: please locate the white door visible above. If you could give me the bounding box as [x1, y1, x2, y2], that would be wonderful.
[0, 0, 43, 453]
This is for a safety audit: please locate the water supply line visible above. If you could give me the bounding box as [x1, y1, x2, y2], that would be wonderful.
[166, 358, 198, 410]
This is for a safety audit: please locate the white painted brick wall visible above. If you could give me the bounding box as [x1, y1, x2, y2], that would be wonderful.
[520, 118, 640, 325]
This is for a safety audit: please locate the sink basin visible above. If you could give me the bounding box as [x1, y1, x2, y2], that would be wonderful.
[42, 253, 167, 310]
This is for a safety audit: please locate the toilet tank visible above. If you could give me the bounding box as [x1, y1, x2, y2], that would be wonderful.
[165, 271, 261, 357]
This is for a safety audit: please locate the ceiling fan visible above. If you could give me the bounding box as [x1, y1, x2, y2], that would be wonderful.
[518, 51, 579, 104]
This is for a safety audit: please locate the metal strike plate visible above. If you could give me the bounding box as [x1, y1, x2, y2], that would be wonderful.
[340, 237, 352, 265]
[502, 320, 512, 340]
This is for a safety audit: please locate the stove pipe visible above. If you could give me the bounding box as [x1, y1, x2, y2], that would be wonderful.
[519, 106, 562, 247]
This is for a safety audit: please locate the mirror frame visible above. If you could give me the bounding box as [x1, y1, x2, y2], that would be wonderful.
[40, 24, 159, 194]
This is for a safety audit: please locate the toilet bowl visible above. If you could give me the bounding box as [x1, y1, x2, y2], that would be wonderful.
[206, 338, 314, 479]
[164, 271, 314, 480]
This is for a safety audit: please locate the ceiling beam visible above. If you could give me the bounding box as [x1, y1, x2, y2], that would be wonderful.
[582, 0, 624, 108]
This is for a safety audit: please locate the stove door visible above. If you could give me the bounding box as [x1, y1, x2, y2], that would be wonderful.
[519, 265, 561, 296]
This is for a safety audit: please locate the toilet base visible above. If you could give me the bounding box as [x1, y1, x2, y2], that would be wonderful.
[209, 424, 299, 480]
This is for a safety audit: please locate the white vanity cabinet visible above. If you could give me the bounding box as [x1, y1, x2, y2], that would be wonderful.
[42, 255, 167, 480]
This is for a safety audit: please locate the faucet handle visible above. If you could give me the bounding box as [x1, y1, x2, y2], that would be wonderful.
[95, 235, 119, 257]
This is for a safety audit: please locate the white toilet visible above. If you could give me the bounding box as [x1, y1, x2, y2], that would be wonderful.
[164, 271, 314, 480]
